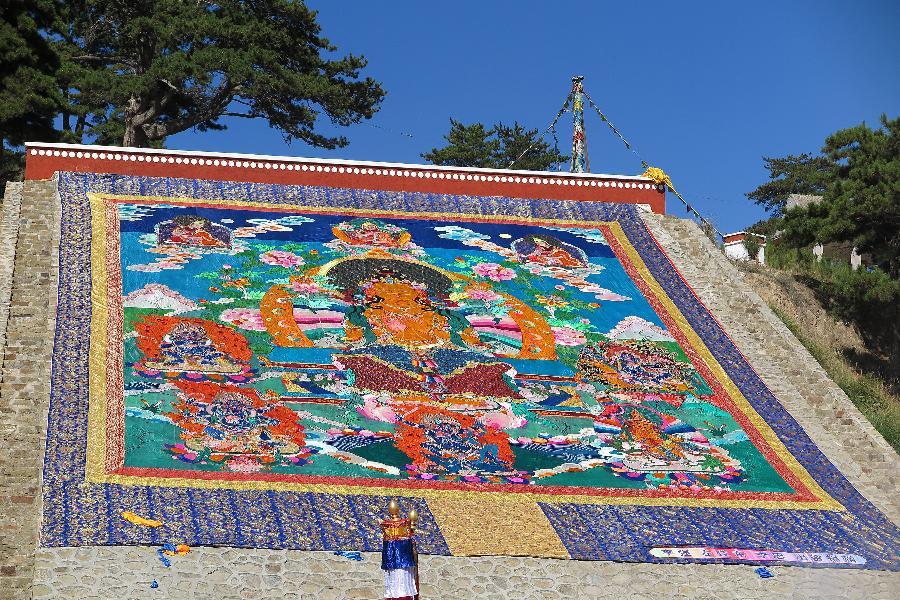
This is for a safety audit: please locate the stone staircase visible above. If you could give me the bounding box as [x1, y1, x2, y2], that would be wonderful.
[0, 178, 59, 600]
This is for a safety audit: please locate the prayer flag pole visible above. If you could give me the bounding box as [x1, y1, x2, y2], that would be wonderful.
[570, 76, 588, 173]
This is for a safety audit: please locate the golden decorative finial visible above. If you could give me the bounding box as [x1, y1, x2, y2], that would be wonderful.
[408, 509, 418, 531]
[388, 499, 400, 518]
[641, 166, 673, 190]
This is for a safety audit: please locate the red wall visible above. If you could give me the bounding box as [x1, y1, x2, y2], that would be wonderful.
[24, 145, 666, 213]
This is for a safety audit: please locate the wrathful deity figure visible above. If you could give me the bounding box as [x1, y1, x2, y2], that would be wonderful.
[144, 322, 242, 373]
[134, 316, 252, 379]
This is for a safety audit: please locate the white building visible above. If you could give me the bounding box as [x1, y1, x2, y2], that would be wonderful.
[723, 231, 766, 264]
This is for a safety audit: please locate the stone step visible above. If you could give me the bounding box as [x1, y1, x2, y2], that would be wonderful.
[0, 176, 58, 598]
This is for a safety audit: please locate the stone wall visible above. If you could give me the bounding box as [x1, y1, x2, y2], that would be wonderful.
[1, 183, 897, 599]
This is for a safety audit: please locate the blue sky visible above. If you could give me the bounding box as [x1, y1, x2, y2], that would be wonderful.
[169, 1, 900, 233]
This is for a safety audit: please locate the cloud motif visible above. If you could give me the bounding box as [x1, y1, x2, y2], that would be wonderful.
[234, 214, 316, 238]
[277, 215, 316, 226]
[127, 233, 247, 273]
[545, 227, 609, 246]
[434, 225, 490, 242]
[118, 203, 175, 222]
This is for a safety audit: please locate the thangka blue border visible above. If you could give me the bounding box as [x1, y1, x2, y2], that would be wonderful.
[40, 172, 900, 569]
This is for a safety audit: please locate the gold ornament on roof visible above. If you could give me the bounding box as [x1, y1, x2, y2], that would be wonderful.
[641, 166, 672, 189]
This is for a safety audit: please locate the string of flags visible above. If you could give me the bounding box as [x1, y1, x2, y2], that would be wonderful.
[506, 91, 573, 169]
[504, 78, 725, 240]
[580, 87, 724, 239]
[641, 165, 725, 239]
[582, 90, 643, 161]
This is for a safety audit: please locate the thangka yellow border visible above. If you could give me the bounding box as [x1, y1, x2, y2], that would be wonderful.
[85, 192, 841, 510]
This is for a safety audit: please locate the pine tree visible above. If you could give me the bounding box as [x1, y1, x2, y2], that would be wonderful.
[779, 116, 900, 278]
[421, 120, 498, 168]
[492, 122, 567, 171]
[423, 119, 567, 170]
[746, 154, 836, 214]
[53, 0, 385, 148]
[0, 0, 63, 180]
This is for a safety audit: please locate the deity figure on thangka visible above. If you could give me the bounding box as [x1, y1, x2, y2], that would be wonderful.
[157, 214, 232, 248]
[133, 316, 254, 380]
[126, 212, 746, 489]
[511, 234, 588, 269]
[164, 382, 313, 471]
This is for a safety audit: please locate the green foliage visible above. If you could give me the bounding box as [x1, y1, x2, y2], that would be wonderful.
[746, 214, 783, 238]
[421, 120, 498, 168]
[742, 235, 761, 262]
[423, 119, 567, 170]
[771, 306, 900, 453]
[765, 241, 900, 371]
[0, 0, 63, 180]
[52, 0, 385, 147]
[748, 116, 900, 278]
[782, 116, 900, 278]
[746, 154, 835, 214]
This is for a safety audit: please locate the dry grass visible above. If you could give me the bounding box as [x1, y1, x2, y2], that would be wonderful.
[771, 306, 900, 454]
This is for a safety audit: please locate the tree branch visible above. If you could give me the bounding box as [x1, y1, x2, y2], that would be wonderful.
[70, 54, 139, 68]
[142, 79, 241, 140]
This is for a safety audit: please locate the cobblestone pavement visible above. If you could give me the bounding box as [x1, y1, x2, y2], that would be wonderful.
[0, 183, 897, 599]
[29, 546, 900, 600]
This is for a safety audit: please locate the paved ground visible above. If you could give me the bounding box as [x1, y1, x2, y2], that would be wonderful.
[0, 179, 897, 599]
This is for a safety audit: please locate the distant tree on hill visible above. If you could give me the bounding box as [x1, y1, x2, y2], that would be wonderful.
[748, 115, 900, 278]
[423, 119, 567, 170]
[53, 0, 385, 148]
[747, 154, 836, 214]
[0, 0, 63, 180]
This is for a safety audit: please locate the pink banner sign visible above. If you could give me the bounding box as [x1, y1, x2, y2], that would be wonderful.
[650, 547, 866, 566]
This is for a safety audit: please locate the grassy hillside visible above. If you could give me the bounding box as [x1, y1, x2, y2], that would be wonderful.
[739, 262, 900, 453]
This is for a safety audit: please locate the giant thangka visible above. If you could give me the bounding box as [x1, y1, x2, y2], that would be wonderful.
[42, 171, 900, 569]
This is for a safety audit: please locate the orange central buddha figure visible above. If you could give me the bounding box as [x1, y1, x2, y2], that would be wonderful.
[358, 280, 452, 348]
[326, 263, 521, 407]
[349, 278, 483, 351]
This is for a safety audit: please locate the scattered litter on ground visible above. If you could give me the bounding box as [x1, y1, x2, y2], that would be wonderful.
[150, 580, 159, 589]
[157, 548, 171, 568]
[333, 550, 363, 561]
[156, 542, 191, 568]
[755, 566, 774, 578]
[162, 543, 190, 556]
[122, 511, 163, 527]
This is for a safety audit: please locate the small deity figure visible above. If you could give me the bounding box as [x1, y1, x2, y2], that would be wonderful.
[417, 414, 509, 474]
[356, 221, 396, 246]
[590, 401, 743, 486]
[332, 219, 412, 248]
[159, 215, 230, 248]
[147, 322, 242, 374]
[395, 409, 516, 477]
[622, 409, 687, 462]
[512, 234, 587, 268]
[576, 341, 700, 395]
